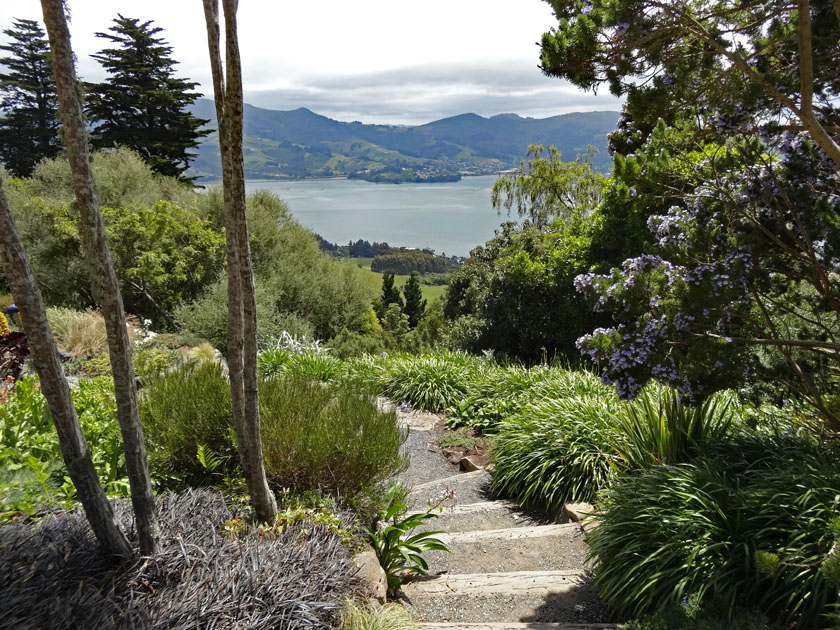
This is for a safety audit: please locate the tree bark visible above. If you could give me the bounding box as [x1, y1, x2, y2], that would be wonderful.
[202, 0, 277, 524]
[40, 0, 159, 556]
[0, 178, 132, 559]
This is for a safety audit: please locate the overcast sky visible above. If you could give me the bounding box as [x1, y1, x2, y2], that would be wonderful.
[1, 1, 622, 125]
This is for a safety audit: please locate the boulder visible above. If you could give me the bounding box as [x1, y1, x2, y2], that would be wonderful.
[353, 545, 387, 604]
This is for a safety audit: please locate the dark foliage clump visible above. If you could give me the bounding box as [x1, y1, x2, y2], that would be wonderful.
[0, 489, 359, 629]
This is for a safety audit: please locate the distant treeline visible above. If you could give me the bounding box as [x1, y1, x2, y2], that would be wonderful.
[371, 252, 455, 275]
[316, 236, 463, 276]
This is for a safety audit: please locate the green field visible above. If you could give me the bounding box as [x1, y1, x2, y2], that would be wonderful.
[347, 260, 448, 303]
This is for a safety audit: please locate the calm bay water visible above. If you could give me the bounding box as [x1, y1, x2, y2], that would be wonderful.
[244, 175, 504, 257]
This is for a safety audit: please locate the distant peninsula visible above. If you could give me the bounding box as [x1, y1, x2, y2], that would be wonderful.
[187, 99, 620, 182]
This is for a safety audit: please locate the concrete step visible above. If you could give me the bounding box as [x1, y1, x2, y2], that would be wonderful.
[401, 570, 609, 624]
[426, 524, 588, 574]
[418, 624, 622, 630]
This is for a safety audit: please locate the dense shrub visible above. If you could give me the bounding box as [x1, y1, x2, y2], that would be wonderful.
[588, 433, 840, 627]
[259, 376, 408, 511]
[371, 251, 449, 275]
[0, 489, 358, 629]
[139, 362, 236, 488]
[177, 190, 373, 348]
[448, 365, 608, 432]
[258, 348, 340, 382]
[444, 216, 610, 363]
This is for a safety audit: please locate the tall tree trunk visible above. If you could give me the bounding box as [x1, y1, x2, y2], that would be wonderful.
[202, 0, 278, 524]
[40, 0, 159, 556]
[0, 179, 132, 559]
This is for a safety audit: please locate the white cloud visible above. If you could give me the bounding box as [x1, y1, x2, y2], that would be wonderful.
[1, 0, 623, 123]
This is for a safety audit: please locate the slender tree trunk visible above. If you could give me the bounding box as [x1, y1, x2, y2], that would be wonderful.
[40, 0, 159, 556]
[0, 179, 132, 559]
[202, 0, 277, 524]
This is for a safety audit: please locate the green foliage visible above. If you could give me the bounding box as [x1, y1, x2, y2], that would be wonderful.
[0, 18, 60, 177]
[445, 214, 607, 362]
[446, 365, 607, 433]
[376, 273, 404, 319]
[6, 151, 222, 327]
[81, 353, 113, 378]
[0, 377, 128, 518]
[437, 428, 488, 451]
[623, 601, 771, 630]
[615, 386, 737, 471]
[371, 252, 449, 275]
[365, 483, 451, 595]
[401, 273, 426, 329]
[257, 348, 340, 382]
[588, 433, 840, 626]
[139, 362, 236, 488]
[490, 393, 624, 509]
[341, 600, 417, 630]
[259, 375, 408, 510]
[380, 352, 481, 412]
[179, 190, 372, 347]
[133, 346, 178, 378]
[85, 15, 209, 180]
[492, 144, 608, 228]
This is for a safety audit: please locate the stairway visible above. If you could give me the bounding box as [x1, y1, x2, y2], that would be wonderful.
[392, 407, 621, 630]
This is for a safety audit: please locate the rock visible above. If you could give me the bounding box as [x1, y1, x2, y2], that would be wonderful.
[353, 546, 387, 604]
[558, 502, 594, 524]
[459, 456, 482, 472]
[442, 447, 463, 465]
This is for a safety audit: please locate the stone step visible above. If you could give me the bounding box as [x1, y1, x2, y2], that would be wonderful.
[411, 500, 551, 533]
[401, 570, 609, 624]
[418, 624, 622, 630]
[408, 470, 491, 509]
[426, 524, 587, 574]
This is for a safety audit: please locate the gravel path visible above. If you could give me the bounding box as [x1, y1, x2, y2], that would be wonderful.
[383, 400, 617, 627]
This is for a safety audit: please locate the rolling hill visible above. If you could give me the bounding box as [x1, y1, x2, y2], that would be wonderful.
[187, 99, 619, 182]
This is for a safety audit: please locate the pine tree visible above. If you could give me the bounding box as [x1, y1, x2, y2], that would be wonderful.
[85, 15, 209, 181]
[402, 272, 427, 328]
[0, 18, 60, 177]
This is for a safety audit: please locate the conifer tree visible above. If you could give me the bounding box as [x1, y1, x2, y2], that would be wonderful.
[85, 15, 208, 181]
[402, 272, 426, 328]
[0, 18, 60, 177]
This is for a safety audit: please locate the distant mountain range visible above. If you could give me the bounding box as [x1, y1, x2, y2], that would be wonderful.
[187, 98, 620, 182]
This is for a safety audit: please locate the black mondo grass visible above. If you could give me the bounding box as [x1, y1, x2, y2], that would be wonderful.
[0, 489, 360, 629]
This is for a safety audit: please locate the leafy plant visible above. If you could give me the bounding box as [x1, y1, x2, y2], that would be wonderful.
[588, 432, 840, 626]
[365, 483, 452, 595]
[133, 346, 177, 378]
[490, 393, 624, 510]
[139, 362, 236, 488]
[0, 377, 129, 517]
[615, 386, 737, 471]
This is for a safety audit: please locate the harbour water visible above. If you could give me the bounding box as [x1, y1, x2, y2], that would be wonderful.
[244, 175, 507, 257]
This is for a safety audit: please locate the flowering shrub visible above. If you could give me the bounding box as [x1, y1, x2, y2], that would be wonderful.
[575, 131, 840, 420]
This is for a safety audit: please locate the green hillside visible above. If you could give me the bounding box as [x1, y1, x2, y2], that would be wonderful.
[188, 99, 619, 181]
